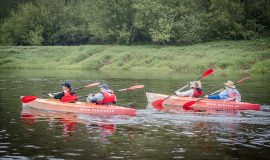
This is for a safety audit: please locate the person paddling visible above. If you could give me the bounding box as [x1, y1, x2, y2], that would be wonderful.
[206, 80, 241, 102]
[48, 82, 78, 102]
[87, 84, 117, 105]
[175, 81, 203, 98]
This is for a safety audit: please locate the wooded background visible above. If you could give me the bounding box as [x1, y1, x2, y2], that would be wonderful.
[0, 0, 269, 45]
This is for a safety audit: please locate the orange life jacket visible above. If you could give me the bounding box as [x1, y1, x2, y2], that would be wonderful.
[60, 90, 78, 102]
[192, 88, 202, 98]
[97, 91, 116, 105]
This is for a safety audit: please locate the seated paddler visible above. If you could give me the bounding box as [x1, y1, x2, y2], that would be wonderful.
[48, 82, 78, 102]
[175, 81, 203, 98]
[87, 84, 117, 105]
[206, 80, 241, 102]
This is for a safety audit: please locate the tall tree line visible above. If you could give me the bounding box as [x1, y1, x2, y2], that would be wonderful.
[0, 0, 269, 45]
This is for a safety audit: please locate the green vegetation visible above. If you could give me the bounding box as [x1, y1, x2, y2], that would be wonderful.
[0, 37, 269, 73]
[0, 1, 269, 74]
[0, 0, 269, 45]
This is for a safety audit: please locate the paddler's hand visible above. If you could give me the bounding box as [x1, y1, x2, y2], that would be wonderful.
[48, 93, 54, 98]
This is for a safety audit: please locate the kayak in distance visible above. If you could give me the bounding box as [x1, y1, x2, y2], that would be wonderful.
[21, 96, 136, 116]
[146, 92, 261, 111]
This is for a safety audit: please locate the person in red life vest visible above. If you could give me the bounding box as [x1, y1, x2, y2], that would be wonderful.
[175, 81, 203, 98]
[48, 82, 78, 102]
[87, 84, 117, 105]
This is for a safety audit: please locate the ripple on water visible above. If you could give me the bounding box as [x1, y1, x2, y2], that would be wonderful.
[0, 143, 10, 145]
[47, 157, 65, 160]
[171, 148, 186, 153]
[172, 156, 185, 159]
[63, 152, 81, 156]
[0, 156, 29, 160]
[216, 138, 234, 143]
[137, 109, 270, 126]
[24, 145, 40, 149]
[0, 146, 9, 149]
[110, 156, 124, 159]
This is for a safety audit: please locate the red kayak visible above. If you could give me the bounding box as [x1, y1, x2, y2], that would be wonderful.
[21, 96, 136, 116]
[146, 92, 260, 111]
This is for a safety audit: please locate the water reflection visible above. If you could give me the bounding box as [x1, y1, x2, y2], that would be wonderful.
[20, 107, 118, 144]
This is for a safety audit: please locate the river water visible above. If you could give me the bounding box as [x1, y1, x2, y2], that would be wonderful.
[0, 69, 269, 160]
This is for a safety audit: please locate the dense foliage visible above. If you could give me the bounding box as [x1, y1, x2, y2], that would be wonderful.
[0, 0, 269, 45]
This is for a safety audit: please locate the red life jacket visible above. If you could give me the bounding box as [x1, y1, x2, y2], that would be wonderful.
[60, 90, 78, 102]
[97, 91, 116, 105]
[192, 88, 202, 98]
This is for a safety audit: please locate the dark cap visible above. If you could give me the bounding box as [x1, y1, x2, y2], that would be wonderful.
[99, 84, 109, 90]
[62, 82, 71, 88]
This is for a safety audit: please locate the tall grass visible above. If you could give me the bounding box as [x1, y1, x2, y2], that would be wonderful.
[0, 38, 269, 73]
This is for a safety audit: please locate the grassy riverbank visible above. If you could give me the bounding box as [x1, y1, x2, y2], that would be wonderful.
[0, 38, 270, 74]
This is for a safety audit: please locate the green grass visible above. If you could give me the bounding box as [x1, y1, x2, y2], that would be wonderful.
[0, 38, 270, 74]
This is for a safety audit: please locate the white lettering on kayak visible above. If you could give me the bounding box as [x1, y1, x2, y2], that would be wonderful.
[80, 108, 115, 113]
[205, 102, 240, 108]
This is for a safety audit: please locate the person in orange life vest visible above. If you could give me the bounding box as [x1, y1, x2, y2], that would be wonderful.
[175, 81, 203, 98]
[87, 84, 117, 105]
[48, 82, 78, 102]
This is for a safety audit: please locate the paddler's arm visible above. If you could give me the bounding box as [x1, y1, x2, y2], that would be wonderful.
[48, 93, 54, 98]
[87, 93, 104, 103]
[48, 92, 64, 99]
[175, 89, 194, 97]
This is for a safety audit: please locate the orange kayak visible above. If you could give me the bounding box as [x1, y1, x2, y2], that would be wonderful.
[21, 97, 136, 116]
[146, 92, 260, 111]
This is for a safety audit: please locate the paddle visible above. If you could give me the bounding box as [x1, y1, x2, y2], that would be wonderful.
[152, 68, 214, 109]
[75, 82, 100, 90]
[20, 96, 37, 103]
[20, 82, 100, 103]
[115, 85, 144, 92]
[63, 84, 145, 103]
[52, 82, 101, 95]
[182, 77, 251, 109]
[208, 77, 251, 95]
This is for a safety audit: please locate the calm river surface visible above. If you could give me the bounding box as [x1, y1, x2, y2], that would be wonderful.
[0, 69, 269, 160]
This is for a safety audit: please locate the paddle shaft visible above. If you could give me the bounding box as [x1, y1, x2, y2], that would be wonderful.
[51, 83, 100, 95]
[51, 88, 81, 95]
[117, 88, 129, 92]
[209, 77, 251, 95]
[176, 75, 206, 92]
[209, 88, 223, 96]
[73, 85, 144, 101]
[168, 74, 207, 99]
[115, 85, 145, 92]
[176, 84, 189, 92]
[151, 68, 214, 108]
[22, 83, 100, 103]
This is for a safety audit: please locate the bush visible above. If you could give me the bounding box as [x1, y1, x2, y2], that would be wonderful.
[1, 3, 45, 45]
